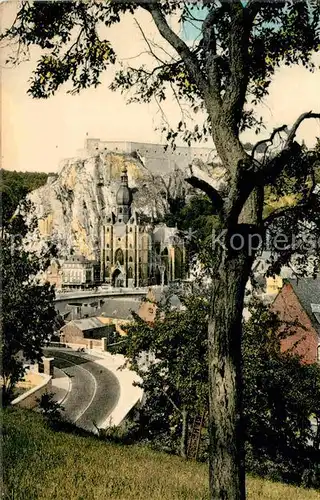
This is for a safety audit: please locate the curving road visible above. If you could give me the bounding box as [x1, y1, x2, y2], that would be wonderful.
[44, 348, 120, 433]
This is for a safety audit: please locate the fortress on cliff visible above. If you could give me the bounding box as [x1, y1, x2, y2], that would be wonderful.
[77, 138, 218, 173]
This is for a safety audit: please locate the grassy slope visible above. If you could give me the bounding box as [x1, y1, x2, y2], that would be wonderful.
[3, 408, 319, 500]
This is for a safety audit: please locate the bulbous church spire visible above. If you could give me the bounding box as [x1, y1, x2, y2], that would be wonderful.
[116, 166, 132, 223]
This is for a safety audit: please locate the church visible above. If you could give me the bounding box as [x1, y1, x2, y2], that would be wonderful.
[100, 167, 186, 287]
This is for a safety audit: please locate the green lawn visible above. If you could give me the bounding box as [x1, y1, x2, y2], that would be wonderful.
[2, 408, 319, 500]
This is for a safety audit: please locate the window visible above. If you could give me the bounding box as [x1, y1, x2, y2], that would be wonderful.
[129, 256, 133, 262]
[114, 248, 124, 265]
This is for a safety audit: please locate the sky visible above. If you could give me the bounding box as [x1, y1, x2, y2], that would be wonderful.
[1, 1, 320, 173]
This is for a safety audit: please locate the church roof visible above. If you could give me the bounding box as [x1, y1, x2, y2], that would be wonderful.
[116, 167, 132, 206]
[116, 185, 132, 205]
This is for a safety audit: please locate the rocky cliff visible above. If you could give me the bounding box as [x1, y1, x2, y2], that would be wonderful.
[28, 151, 193, 259]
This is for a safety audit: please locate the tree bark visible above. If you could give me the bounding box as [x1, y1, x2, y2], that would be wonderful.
[208, 243, 253, 500]
[181, 406, 189, 459]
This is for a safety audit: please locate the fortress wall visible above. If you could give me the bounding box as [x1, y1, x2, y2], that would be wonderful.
[84, 138, 216, 172]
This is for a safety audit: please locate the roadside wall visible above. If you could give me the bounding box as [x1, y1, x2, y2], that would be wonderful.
[11, 375, 52, 409]
[66, 339, 103, 350]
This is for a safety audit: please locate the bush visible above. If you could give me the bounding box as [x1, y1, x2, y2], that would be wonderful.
[36, 392, 65, 426]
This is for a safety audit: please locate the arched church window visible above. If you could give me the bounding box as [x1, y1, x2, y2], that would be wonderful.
[119, 208, 123, 214]
[114, 248, 124, 265]
[106, 227, 110, 232]
[129, 256, 133, 262]
[106, 256, 110, 261]
[127, 267, 133, 279]
[105, 267, 110, 278]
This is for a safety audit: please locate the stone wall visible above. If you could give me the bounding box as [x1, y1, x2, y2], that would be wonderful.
[66, 339, 103, 349]
[82, 138, 217, 174]
[11, 375, 52, 409]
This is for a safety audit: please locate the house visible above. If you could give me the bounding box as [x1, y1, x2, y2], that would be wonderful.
[98, 289, 184, 333]
[61, 255, 99, 289]
[251, 251, 317, 302]
[137, 288, 185, 326]
[42, 258, 63, 290]
[271, 278, 320, 364]
[138, 289, 159, 325]
[60, 317, 115, 347]
[98, 298, 142, 335]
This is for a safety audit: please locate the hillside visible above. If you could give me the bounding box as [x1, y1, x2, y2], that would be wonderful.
[3, 408, 319, 500]
[1, 169, 48, 225]
[1, 169, 48, 192]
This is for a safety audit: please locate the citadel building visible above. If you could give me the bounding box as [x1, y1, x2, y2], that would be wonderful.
[100, 166, 186, 287]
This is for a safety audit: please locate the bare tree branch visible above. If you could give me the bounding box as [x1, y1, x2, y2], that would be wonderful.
[142, 2, 209, 98]
[148, 37, 178, 62]
[185, 164, 225, 212]
[251, 124, 288, 160]
[253, 111, 320, 182]
[134, 17, 166, 66]
[285, 111, 320, 147]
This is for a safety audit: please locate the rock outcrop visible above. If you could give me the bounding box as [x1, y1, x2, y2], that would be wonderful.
[28, 151, 192, 259]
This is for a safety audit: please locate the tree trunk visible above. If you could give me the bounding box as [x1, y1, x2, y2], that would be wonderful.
[181, 406, 189, 459]
[208, 244, 253, 500]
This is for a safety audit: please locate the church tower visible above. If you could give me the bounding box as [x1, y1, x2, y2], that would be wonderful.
[100, 166, 186, 287]
[115, 167, 132, 224]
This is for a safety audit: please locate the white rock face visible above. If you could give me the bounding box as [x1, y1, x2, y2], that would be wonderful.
[27, 152, 192, 259]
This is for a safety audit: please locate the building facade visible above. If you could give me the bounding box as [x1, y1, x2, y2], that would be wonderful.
[61, 255, 99, 289]
[100, 167, 186, 287]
